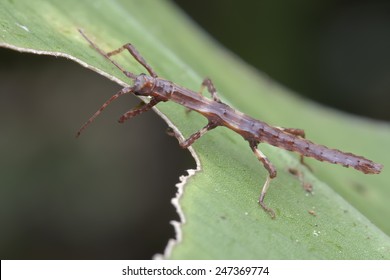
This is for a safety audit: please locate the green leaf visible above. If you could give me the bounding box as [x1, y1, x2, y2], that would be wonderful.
[1, 0, 389, 259]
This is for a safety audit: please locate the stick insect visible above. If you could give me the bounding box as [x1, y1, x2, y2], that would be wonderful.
[77, 29, 383, 218]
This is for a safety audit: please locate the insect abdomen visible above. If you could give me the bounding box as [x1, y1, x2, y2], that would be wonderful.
[277, 133, 382, 174]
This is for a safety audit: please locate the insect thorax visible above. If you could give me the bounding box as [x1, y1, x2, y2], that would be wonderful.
[133, 74, 156, 96]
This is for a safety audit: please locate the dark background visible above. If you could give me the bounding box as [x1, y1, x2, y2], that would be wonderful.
[1, 0, 389, 259]
[174, 0, 390, 121]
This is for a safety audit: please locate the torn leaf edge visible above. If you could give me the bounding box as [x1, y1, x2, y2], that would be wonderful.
[0, 42, 196, 260]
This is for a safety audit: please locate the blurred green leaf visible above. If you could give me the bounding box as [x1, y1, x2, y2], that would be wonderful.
[1, 0, 389, 259]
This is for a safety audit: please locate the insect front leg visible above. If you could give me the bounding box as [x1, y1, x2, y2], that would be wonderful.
[118, 97, 161, 123]
[107, 43, 158, 78]
[199, 78, 221, 102]
[168, 121, 218, 149]
[249, 141, 277, 219]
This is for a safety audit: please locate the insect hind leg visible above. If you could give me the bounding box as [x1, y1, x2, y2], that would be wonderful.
[199, 78, 221, 102]
[277, 127, 305, 138]
[277, 127, 312, 170]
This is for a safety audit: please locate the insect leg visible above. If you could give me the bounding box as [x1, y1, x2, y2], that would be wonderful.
[77, 86, 134, 137]
[249, 141, 277, 218]
[78, 29, 137, 80]
[199, 78, 221, 102]
[277, 127, 311, 170]
[118, 97, 161, 123]
[168, 121, 218, 149]
[107, 43, 158, 78]
[277, 127, 305, 138]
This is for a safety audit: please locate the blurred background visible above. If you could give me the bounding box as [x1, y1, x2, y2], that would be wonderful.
[174, 0, 390, 120]
[1, 0, 389, 259]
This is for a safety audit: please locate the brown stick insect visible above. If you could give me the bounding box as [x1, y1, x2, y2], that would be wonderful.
[77, 29, 383, 218]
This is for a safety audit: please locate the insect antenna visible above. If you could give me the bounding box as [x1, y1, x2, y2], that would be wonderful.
[78, 29, 137, 80]
[76, 86, 134, 137]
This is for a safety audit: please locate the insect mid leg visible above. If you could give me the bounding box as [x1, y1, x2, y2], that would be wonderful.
[168, 121, 217, 149]
[107, 43, 158, 78]
[199, 78, 221, 102]
[249, 141, 277, 218]
[118, 97, 161, 123]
